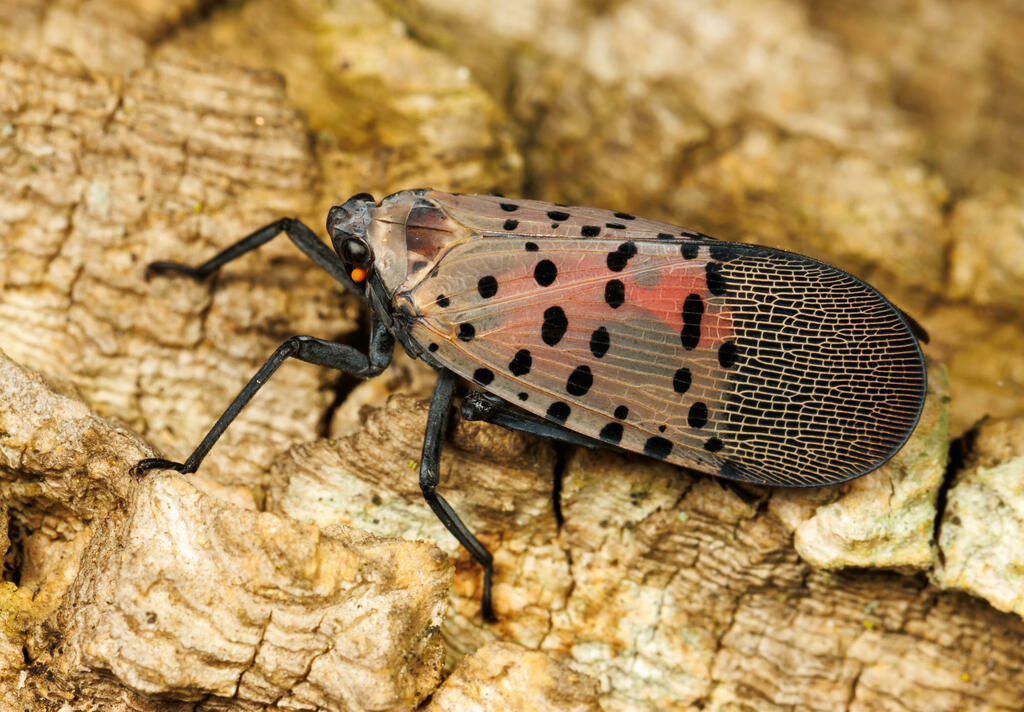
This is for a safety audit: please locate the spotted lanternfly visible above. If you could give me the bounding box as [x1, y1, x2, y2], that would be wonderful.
[134, 189, 928, 622]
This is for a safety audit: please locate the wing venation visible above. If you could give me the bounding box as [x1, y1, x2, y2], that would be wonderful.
[402, 192, 926, 486]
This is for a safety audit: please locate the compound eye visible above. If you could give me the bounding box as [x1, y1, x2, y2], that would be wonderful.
[340, 237, 371, 266]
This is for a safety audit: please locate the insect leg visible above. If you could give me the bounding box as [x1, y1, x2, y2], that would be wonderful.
[132, 321, 394, 477]
[146, 218, 354, 289]
[894, 306, 930, 344]
[420, 369, 498, 623]
[461, 392, 604, 449]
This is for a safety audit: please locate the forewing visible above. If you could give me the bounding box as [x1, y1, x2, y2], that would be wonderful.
[428, 191, 703, 242]
[405, 193, 926, 486]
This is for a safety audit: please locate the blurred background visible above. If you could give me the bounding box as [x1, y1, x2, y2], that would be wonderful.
[2, 0, 1022, 442]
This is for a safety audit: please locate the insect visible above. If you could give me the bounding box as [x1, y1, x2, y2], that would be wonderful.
[134, 189, 928, 622]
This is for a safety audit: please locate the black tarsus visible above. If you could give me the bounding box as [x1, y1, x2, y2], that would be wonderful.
[460, 391, 604, 450]
[421, 370, 498, 622]
[132, 324, 394, 477]
[715, 477, 765, 505]
[895, 306, 930, 344]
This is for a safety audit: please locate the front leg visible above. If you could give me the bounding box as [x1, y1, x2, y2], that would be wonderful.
[133, 321, 394, 477]
[146, 217, 358, 292]
[419, 370, 498, 623]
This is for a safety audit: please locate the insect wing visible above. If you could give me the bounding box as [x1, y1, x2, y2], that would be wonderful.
[405, 192, 926, 486]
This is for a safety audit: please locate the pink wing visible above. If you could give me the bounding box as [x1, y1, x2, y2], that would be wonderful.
[403, 192, 926, 486]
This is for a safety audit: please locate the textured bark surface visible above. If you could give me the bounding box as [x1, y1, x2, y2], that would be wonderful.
[934, 417, 1024, 618]
[0, 349, 453, 711]
[41, 472, 451, 709]
[2, 1, 1024, 711]
[423, 641, 600, 712]
[0, 47, 353, 490]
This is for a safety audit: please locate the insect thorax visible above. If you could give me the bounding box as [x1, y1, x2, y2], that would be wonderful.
[365, 190, 473, 299]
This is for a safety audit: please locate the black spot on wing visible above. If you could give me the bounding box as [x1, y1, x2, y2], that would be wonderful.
[709, 244, 739, 262]
[477, 275, 498, 299]
[599, 422, 623, 445]
[644, 436, 672, 459]
[534, 260, 558, 286]
[508, 349, 532, 376]
[566, 365, 593, 396]
[541, 306, 568, 346]
[688, 402, 708, 428]
[706, 262, 727, 295]
[718, 340, 738, 368]
[606, 241, 638, 272]
[605, 280, 625, 308]
[673, 367, 691, 394]
[547, 401, 571, 424]
[590, 326, 610, 358]
[681, 294, 703, 350]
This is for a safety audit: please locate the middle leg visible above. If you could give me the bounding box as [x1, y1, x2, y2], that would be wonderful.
[420, 369, 498, 622]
